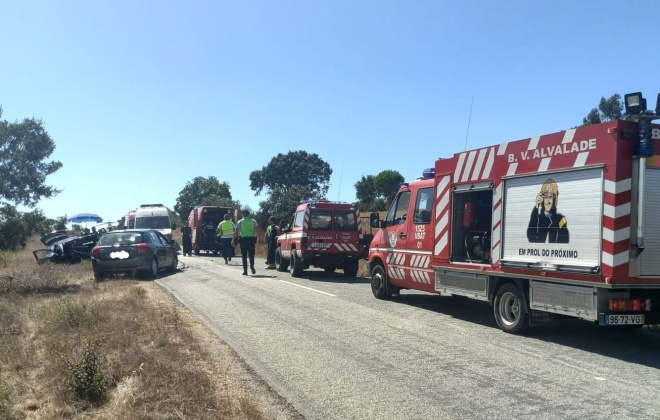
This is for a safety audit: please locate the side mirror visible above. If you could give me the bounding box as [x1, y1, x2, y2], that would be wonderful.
[370, 213, 381, 228]
[171, 222, 177, 230]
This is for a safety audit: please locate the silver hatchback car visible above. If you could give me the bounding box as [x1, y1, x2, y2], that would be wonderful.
[91, 229, 178, 281]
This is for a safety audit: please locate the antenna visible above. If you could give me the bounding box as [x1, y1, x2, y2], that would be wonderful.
[463, 96, 474, 151]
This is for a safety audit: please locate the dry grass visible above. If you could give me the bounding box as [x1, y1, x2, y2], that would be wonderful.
[0, 236, 270, 419]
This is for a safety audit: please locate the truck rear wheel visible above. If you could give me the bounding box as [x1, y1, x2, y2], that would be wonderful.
[370, 264, 391, 299]
[290, 250, 304, 277]
[344, 260, 359, 278]
[275, 248, 289, 272]
[493, 283, 529, 334]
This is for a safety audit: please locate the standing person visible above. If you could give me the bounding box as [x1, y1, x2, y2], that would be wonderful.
[235, 210, 258, 275]
[265, 216, 279, 269]
[216, 214, 235, 264]
[181, 223, 192, 256]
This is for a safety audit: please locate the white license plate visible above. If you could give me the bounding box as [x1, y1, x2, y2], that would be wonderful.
[605, 314, 645, 325]
[309, 243, 331, 249]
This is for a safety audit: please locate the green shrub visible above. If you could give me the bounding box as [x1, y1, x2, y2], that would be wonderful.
[66, 344, 113, 402]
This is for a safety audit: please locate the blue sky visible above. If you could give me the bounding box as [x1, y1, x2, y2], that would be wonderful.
[2, 1, 659, 226]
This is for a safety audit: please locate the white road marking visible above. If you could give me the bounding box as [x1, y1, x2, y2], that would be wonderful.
[278, 280, 337, 297]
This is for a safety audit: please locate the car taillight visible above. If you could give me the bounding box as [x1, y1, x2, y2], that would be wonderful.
[91, 246, 99, 257]
[137, 243, 149, 254]
[609, 298, 651, 312]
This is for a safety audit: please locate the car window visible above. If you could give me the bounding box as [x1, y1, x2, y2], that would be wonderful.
[293, 211, 305, 228]
[310, 210, 332, 230]
[334, 211, 356, 231]
[148, 231, 163, 245]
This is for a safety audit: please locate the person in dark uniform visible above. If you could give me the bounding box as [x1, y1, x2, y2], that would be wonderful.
[265, 216, 279, 269]
[527, 178, 569, 244]
[181, 223, 193, 256]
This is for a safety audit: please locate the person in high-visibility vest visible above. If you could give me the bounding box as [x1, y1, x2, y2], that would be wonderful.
[216, 214, 235, 264]
[235, 210, 258, 275]
[264, 216, 279, 269]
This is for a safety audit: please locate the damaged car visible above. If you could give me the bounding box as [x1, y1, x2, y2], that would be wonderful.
[33, 229, 107, 264]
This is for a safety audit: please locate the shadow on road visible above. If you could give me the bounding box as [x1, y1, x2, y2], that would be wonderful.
[389, 292, 660, 369]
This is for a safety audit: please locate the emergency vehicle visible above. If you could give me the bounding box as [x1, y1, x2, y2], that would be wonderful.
[123, 210, 136, 229]
[276, 200, 371, 277]
[134, 204, 175, 238]
[187, 206, 234, 255]
[368, 92, 660, 333]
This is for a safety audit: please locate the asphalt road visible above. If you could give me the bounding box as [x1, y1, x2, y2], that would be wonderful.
[157, 254, 660, 420]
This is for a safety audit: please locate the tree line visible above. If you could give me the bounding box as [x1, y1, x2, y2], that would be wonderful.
[0, 94, 625, 250]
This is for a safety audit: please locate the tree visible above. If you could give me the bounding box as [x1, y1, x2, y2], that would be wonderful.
[354, 170, 403, 212]
[254, 185, 314, 228]
[250, 151, 332, 224]
[0, 106, 63, 207]
[249, 151, 332, 198]
[581, 94, 624, 126]
[0, 205, 52, 250]
[374, 170, 404, 203]
[174, 176, 232, 220]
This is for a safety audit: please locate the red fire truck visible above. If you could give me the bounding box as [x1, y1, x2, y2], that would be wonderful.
[368, 93, 660, 333]
[187, 206, 235, 255]
[276, 200, 371, 277]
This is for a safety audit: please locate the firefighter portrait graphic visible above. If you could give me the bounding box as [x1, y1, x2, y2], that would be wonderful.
[527, 178, 570, 244]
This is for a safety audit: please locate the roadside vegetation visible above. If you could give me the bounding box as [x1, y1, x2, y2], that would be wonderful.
[0, 235, 269, 419]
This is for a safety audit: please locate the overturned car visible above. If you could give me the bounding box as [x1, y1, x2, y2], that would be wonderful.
[33, 229, 107, 264]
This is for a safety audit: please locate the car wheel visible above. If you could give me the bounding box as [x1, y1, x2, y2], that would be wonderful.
[290, 250, 303, 278]
[343, 260, 359, 278]
[493, 283, 530, 334]
[93, 271, 106, 282]
[370, 264, 391, 299]
[143, 258, 159, 279]
[275, 247, 289, 271]
[169, 255, 178, 271]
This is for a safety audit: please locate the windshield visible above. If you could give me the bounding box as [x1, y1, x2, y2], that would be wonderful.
[98, 232, 144, 246]
[135, 216, 170, 229]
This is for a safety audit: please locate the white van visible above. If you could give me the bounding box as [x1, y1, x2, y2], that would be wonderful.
[134, 204, 175, 238]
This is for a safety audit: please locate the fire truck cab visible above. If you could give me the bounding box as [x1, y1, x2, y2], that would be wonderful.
[368, 95, 660, 334]
[276, 200, 370, 278]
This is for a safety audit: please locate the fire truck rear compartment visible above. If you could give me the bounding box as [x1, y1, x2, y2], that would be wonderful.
[434, 270, 660, 325]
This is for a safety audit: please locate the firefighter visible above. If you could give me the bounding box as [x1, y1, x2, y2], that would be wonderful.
[216, 214, 235, 264]
[264, 216, 279, 269]
[235, 210, 258, 275]
[181, 223, 192, 256]
[527, 178, 570, 244]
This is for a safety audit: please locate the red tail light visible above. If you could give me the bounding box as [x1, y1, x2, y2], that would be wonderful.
[92, 246, 100, 257]
[137, 243, 149, 254]
[609, 298, 651, 312]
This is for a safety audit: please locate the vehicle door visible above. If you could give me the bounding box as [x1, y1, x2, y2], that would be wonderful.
[148, 231, 171, 268]
[281, 210, 305, 259]
[381, 189, 412, 287]
[407, 187, 435, 291]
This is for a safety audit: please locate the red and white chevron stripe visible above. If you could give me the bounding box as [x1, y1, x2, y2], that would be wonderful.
[333, 243, 359, 252]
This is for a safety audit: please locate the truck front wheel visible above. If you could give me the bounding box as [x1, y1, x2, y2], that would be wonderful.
[370, 264, 391, 299]
[275, 248, 289, 272]
[493, 283, 529, 334]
